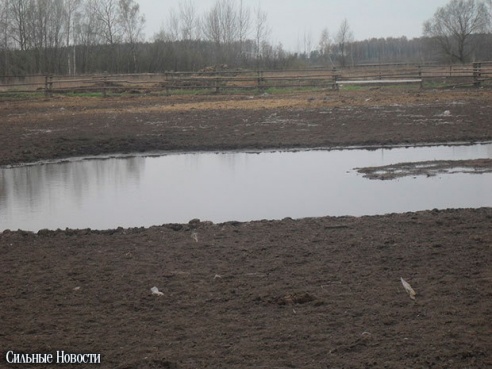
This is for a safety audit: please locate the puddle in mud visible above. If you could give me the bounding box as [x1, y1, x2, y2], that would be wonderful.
[1, 143, 491, 231]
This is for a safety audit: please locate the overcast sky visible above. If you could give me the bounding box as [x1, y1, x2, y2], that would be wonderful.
[137, 0, 450, 51]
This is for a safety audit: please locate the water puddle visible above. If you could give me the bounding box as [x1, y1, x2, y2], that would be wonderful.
[1, 143, 491, 232]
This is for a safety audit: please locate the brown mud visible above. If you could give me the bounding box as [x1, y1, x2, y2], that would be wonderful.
[1, 88, 492, 369]
[1, 89, 491, 166]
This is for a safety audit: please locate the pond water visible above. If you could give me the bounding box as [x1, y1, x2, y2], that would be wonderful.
[1, 143, 491, 232]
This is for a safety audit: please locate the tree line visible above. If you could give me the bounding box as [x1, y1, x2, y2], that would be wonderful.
[0, 0, 491, 76]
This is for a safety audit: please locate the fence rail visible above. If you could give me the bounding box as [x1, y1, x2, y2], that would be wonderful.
[1, 62, 491, 97]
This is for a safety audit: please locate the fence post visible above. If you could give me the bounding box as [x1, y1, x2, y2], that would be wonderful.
[165, 72, 169, 95]
[215, 76, 220, 93]
[102, 75, 108, 97]
[44, 75, 49, 97]
[257, 70, 263, 90]
[418, 65, 423, 89]
[44, 75, 53, 97]
[332, 67, 339, 90]
[473, 62, 482, 88]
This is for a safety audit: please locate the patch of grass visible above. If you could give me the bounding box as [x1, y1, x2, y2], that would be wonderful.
[64, 91, 105, 98]
[422, 80, 448, 89]
[262, 86, 327, 95]
[157, 88, 213, 96]
[338, 84, 362, 91]
[386, 83, 421, 91]
[219, 88, 258, 95]
[0, 91, 45, 101]
[337, 83, 423, 92]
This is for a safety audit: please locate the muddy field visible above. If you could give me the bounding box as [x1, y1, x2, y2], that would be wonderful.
[1, 88, 492, 369]
[1, 89, 491, 166]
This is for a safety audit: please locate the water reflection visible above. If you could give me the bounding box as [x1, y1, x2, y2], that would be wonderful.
[1, 144, 491, 231]
[0, 157, 145, 231]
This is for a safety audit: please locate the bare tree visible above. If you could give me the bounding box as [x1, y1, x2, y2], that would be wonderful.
[423, 0, 490, 63]
[179, 0, 199, 40]
[303, 29, 313, 57]
[0, 0, 9, 72]
[202, 2, 221, 45]
[166, 8, 180, 42]
[254, 4, 270, 65]
[74, 0, 104, 73]
[8, 0, 32, 51]
[318, 27, 333, 66]
[319, 28, 330, 54]
[335, 18, 353, 67]
[202, 0, 233, 62]
[219, 0, 239, 45]
[118, 0, 145, 72]
[177, 1, 203, 70]
[17, 0, 66, 73]
[89, 0, 121, 45]
[64, 0, 80, 46]
[87, 0, 123, 72]
[0, 1, 8, 42]
[47, 0, 66, 72]
[237, 0, 250, 58]
[64, 0, 81, 74]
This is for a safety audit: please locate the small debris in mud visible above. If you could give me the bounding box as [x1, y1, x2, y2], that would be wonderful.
[400, 277, 417, 300]
[272, 292, 316, 305]
[191, 231, 199, 242]
[356, 159, 492, 180]
[151, 286, 164, 296]
[436, 110, 452, 117]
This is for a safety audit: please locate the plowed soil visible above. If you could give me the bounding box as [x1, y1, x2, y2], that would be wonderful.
[1, 89, 491, 166]
[1, 88, 492, 369]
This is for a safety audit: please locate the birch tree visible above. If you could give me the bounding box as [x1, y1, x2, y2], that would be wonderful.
[319, 27, 331, 64]
[8, 0, 32, 51]
[335, 18, 353, 67]
[88, 0, 122, 72]
[202, 2, 220, 45]
[74, 1, 104, 73]
[90, 0, 121, 45]
[0, 0, 10, 74]
[202, 0, 225, 62]
[179, 0, 199, 40]
[118, 0, 145, 72]
[64, 0, 81, 74]
[237, 0, 250, 52]
[254, 5, 270, 63]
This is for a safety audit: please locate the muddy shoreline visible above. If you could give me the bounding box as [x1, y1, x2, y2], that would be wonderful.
[1, 89, 492, 369]
[1, 89, 492, 166]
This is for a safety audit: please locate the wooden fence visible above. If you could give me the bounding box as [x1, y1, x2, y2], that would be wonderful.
[1, 62, 491, 97]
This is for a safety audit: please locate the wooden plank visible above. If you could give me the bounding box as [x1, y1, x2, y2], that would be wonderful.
[336, 79, 422, 85]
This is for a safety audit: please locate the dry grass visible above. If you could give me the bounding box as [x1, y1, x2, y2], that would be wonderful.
[2, 88, 491, 128]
